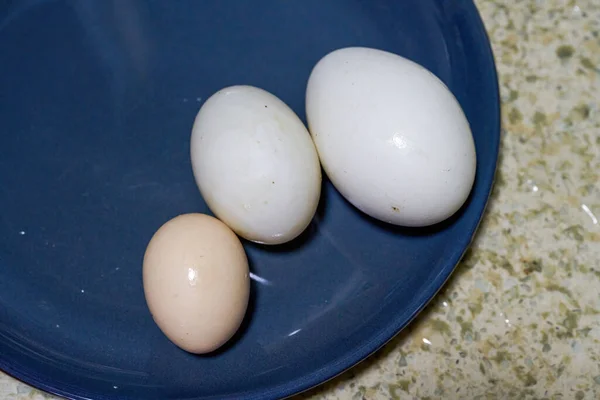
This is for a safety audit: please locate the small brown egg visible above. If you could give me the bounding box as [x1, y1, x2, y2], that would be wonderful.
[143, 213, 250, 354]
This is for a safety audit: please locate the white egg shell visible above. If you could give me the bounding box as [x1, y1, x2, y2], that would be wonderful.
[306, 47, 476, 227]
[191, 85, 321, 245]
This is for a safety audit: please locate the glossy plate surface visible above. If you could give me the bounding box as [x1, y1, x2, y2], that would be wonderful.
[0, 1, 500, 399]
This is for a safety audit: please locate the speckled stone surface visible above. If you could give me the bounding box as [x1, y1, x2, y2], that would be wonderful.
[2, 0, 600, 399]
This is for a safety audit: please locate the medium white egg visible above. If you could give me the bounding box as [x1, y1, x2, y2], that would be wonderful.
[306, 47, 476, 227]
[191, 85, 321, 245]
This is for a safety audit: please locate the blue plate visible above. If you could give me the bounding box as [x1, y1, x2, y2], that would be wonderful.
[0, 1, 499, 399]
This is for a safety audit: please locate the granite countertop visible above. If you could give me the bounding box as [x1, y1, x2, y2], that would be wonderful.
[2, 0, 599, 399]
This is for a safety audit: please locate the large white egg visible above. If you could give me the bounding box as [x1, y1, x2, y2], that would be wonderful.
[191, 85, 321, 245]
[306, 47, 476, 227]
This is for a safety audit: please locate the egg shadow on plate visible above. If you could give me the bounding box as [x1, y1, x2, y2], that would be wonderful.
[199, 179, 329, 356]
[245, 174, 329, 254]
